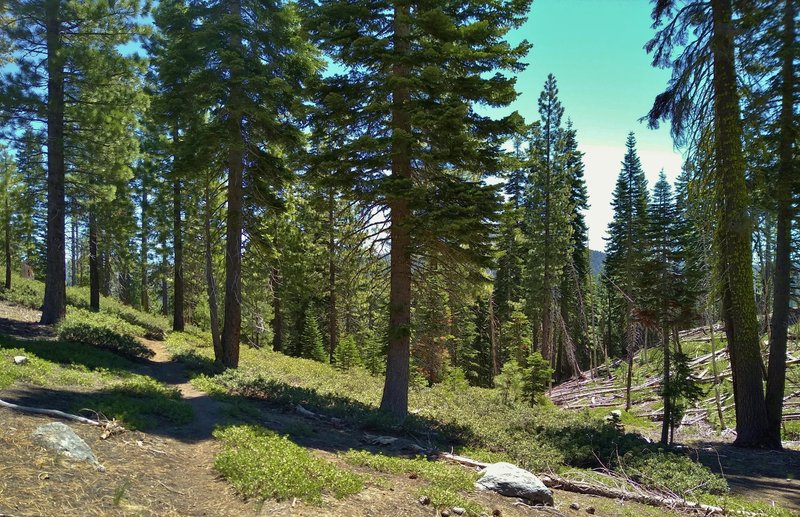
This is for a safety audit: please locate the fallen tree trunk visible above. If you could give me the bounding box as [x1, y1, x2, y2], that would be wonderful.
[539, 474, 723, 515]
[0, 398, 100, 426]
[439, 452, 724, 514]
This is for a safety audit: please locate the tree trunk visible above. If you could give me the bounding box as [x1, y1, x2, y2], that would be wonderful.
[328, 189, 337, 363]
[40, 0, 66, 325]
[4, 187, 10, 290]
[89, 209, 99, 312]
[220, 0, 244, 368]
[765, 0, 795, 448]
[708, 312, 726, 429]
[172, 164, 184, 332]
[711, 0, 773, 448]
[204, 178, 222, 362]
[380, 1, 412, 421]
[270, 266, 283, 352]
[70, 205, 76, 286]
[625, 314, 635, 411]
[160, 247, 169, 317]
[489, 294, 499, 379]
[660, 326, 671, 445]
[140, 183, 149, 312]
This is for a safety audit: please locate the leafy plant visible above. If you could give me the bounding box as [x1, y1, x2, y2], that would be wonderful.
[57, 309, 154, 359]
[213, 425, 363, 504]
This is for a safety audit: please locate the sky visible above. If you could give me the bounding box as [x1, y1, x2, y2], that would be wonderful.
[503, 0, 684, 251]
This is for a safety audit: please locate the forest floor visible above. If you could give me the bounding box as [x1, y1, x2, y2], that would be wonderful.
[548, 331, 800, 512]
[0, 299, 797, 516]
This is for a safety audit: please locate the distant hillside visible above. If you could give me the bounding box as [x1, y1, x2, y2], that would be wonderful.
[590, 249, 606, 277]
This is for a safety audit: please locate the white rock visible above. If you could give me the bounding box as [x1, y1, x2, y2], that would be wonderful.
[31, 422, 103, 470]
[476, 462, 553, 506]
[13, 356, 27, 365]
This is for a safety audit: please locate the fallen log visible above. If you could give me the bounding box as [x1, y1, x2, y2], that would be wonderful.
[538, 474, 724, 515]
[0, 398, 101, 426]
[439, 452, 489, 469]
[439, 452, 723, 514]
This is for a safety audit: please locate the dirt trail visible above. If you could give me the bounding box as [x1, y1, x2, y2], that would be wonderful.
[135, 337, 228, 441]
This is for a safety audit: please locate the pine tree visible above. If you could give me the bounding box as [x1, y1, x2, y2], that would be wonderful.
[524, 74, 574, 373]
[0, 0, 147, 323]
[560, 119, 590, 372]
[300, 306, 327, 363]
[307, 0, 531, 420]
[0, 149, 16, 290]
[334, 334, 363, 371]
[603, 132, 649, 409]
[645, 171, 682, 444]
[150, 0, 318, 366]
[647, 0, 776, 448]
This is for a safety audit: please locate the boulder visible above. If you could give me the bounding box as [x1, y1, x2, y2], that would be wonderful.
[13, 356, 28, 365]
[31, 422, 103, 470]
[476, 462, 553, 506]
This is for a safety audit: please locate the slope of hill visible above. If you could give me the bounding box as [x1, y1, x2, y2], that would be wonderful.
[0, 275, 797, 516]
[590, 249, 606, 277]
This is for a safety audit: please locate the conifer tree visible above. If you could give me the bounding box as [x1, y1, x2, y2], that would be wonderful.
[0, 149, 16, 290]
[645, 171, 682, 444]
[0, 0, 147, 323]
[524, 74, 573, 368]
[646, 0, 776, 448]
[300, 306, 327, 363]
[603, 133, 649, 409]
[307, 0, 531, 420]
[151, 0, 318, 366]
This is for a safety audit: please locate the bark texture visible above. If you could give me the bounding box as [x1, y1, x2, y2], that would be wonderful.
[40, 0, 66, 325]
[711, 0, 773, 448]
[379, 1, 412, 421]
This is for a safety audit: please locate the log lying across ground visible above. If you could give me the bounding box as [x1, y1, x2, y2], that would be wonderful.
[0, 397, 101, 426]
[539, 474, 724, 515]
[439, 453, 724, 515]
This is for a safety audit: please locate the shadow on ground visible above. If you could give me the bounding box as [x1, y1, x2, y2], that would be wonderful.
[692, 442, 800, 510]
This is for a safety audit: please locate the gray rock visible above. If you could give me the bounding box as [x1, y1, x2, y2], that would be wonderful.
[452, 507, 465, 515]
[476, 462, 553, 506]
[13, 355, 28, 365]
[31, 422, 103, 470]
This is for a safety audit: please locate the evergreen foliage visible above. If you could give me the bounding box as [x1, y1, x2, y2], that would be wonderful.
[300, 307, 327, 363]
[333, 334, 363, 371]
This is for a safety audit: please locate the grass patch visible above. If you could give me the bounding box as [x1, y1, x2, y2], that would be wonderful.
[619, 449, 728, 497]
[66, 286, 169, 340]
[165, 339, 731, 498]
[343, 450, 483, 515]
[0, 333, 190, 430]
[77, 376, 193, 429]
[57, 308, 154, 360]
[213, 425, 363, 504]
[697, 494, 795, 517]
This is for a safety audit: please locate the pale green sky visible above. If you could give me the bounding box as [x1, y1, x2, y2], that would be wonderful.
[506, 0, 683, 250]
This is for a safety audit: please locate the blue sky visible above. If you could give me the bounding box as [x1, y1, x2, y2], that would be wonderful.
[505, 0, 683, 250]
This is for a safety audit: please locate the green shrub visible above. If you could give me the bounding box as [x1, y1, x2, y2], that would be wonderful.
[66, 286, 169, 340]
[213, 425, 363, 504]
[343, 450, 483, 514]
[58, 309, 153, 359]
[0, 274, 44, 309]
[620, 450, 728, 497]
[494, 359, 526, 405]
[522, 352, 554, 404]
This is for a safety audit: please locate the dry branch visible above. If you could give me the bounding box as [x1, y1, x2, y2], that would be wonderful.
[0, 398, 101, 426]
[539, 474, 723, 514]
